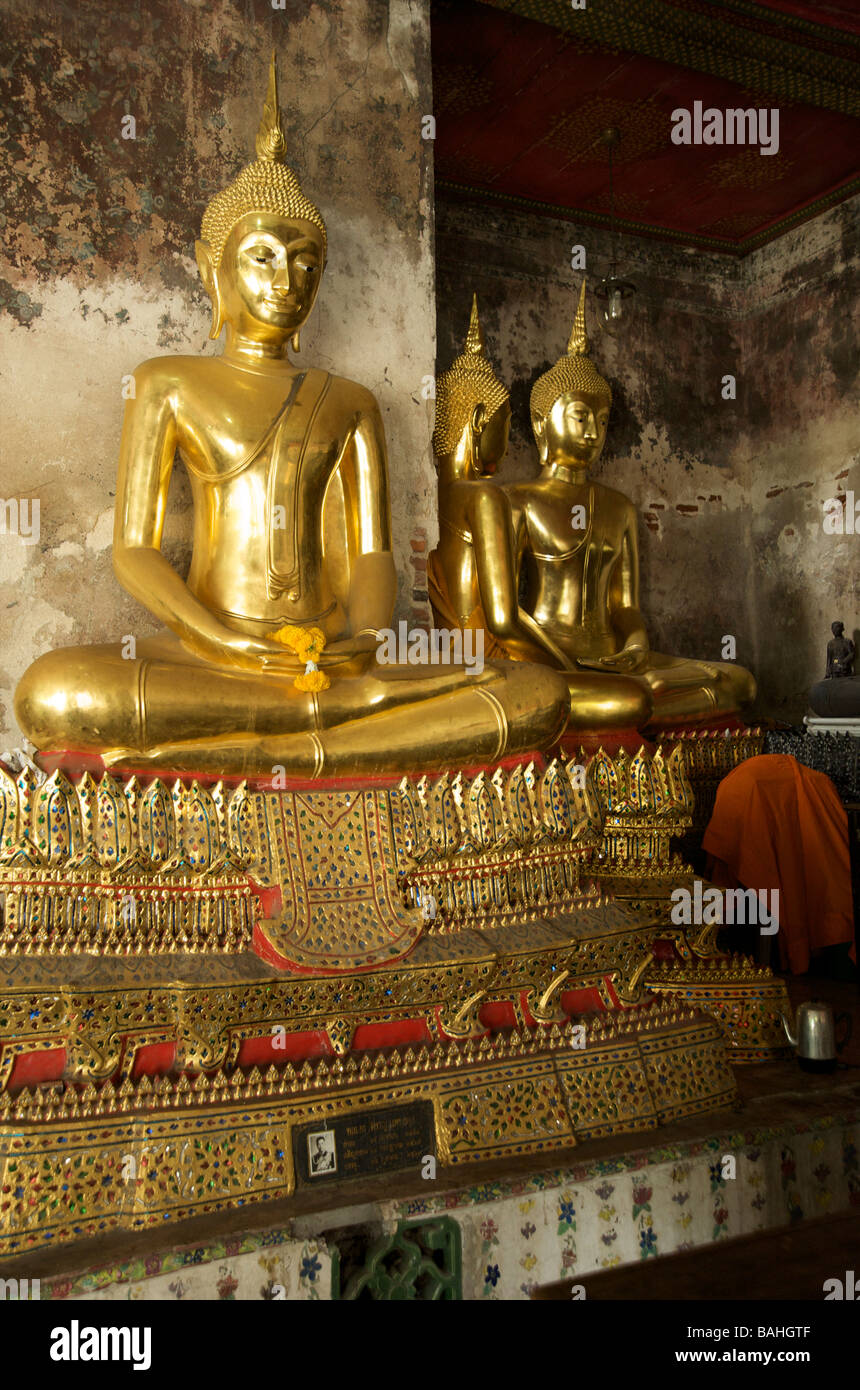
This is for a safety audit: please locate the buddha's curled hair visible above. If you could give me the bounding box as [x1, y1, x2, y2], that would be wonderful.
[433, 295, 509, 457]
[199, 53, 327, 266]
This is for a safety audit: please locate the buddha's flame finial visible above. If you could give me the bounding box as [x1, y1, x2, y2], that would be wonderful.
[200, 49, 326, 267]
[530, 278, 611, 424]
[567, 278, 589, 357]
[255, 50, 288, 163]
[464, 292, 486, 357]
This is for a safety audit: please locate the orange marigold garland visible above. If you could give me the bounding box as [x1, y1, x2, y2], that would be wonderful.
[273, 624, 331, 692]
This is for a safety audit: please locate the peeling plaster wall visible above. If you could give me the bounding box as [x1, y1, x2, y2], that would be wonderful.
[739, 203, 860, 721]
[435, 193, 860, 722]
[0, 0, 436, 749]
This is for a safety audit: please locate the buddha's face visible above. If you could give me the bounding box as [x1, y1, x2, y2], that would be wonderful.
[200, 211, 325, 343]
[475, 400, 511, 476]
[538, 391, 611, 468]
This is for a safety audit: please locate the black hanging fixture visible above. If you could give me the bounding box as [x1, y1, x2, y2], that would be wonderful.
[593, 127, 636, 326]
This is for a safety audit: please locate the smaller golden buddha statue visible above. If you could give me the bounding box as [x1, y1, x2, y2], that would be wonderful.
[504, 281, 756, 729]
[429, 296, 652, 731]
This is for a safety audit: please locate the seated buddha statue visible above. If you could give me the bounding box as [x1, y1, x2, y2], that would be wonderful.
[14, 58, 571, 777]
[428, 296, 651, 731]
[504, 281, 756, 730]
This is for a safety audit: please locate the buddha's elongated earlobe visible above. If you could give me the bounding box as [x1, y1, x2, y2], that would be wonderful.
[470, 402, 487, 470]
[208, 290, 224, 341]
[291, 330, 301, 353]
[195, 238, 224, 341]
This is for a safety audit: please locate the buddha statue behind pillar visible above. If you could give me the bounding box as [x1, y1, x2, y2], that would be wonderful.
[428, 295, 652, 731]
[14, 57, 571, 777]
[503, 280, 756, 731]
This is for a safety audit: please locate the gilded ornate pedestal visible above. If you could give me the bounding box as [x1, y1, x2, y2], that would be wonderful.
[0, 739, 793, 1260]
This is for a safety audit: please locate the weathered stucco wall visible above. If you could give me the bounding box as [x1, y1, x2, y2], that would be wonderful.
[0, 0, 437, 750]
[435, 192, 860, 722]
[739, 202, 860, 721]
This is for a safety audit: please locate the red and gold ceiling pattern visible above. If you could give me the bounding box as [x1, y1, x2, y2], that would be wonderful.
[433, 0, 860, 253]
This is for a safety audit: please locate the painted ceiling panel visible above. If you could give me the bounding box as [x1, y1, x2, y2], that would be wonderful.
[433, 0, 860, 252]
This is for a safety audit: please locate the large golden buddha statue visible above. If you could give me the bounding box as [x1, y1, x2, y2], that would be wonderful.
[428, 296, 651, 730]
[15, 58, 570, 777]
[504, 281, 756, 730]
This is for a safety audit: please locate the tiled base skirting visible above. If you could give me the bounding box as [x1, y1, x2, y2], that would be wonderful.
[38, 1106, 860, 1301]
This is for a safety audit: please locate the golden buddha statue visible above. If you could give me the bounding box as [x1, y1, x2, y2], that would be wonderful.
[428, 295, 651, 730]
[504, 280, 756, 729]
[14, 57, 571, 777]
[430, 294, 552, 664]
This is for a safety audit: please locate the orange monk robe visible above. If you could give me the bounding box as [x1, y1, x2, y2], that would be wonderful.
[702, 754, 856, 974]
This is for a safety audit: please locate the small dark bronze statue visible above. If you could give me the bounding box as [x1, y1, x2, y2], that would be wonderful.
[809, 619, 860, 719]
[825, 620, 855, 678]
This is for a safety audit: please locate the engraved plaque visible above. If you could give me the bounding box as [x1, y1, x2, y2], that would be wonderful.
[292, 1101, 436, 1186]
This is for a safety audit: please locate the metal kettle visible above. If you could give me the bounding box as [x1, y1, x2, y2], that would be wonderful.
[781, 1000, 851, 1070]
